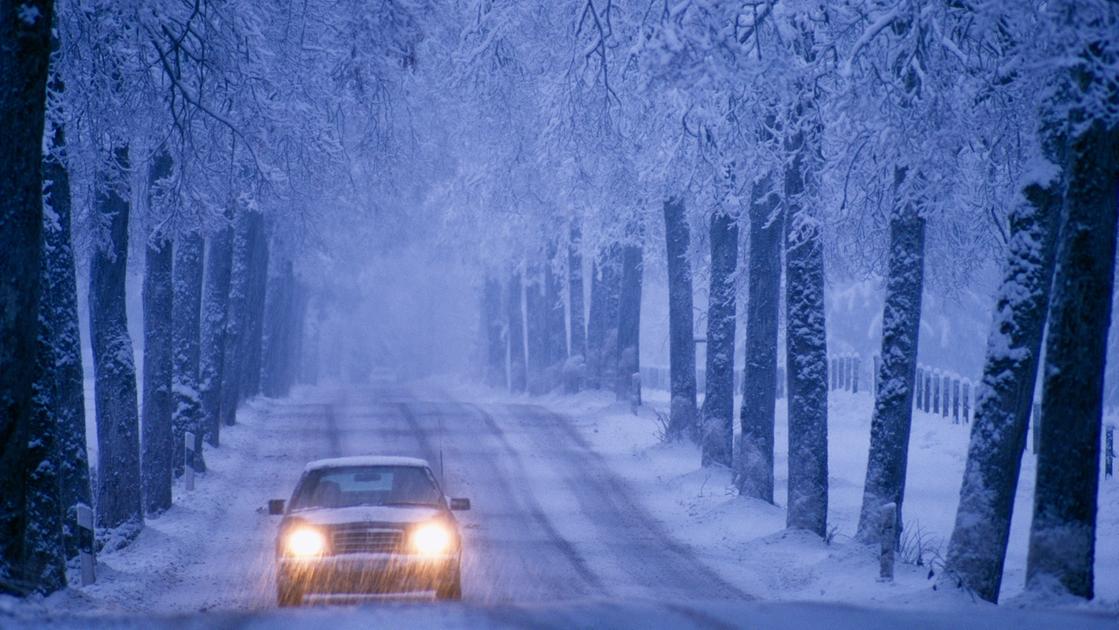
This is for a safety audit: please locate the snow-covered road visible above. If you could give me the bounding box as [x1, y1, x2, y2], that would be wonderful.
[293, 384, 751, 604]
[6, 382, 1115, 629]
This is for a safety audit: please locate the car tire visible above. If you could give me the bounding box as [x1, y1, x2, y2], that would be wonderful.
[277, 580, 303, 607]
[435, 568, 462, 601]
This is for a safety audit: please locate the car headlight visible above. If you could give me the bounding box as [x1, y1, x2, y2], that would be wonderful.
[286, 526, 327, 557]
[410, 522, 453, 556]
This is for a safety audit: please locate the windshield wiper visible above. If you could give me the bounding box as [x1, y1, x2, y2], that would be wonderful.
[379, 500, 439, 507]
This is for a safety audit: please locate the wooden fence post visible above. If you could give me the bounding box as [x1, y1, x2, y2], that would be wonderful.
[852, 355, 860, 394]
[952, 379, 960, 424]
[962, 381, 971, 423]
[932, 371, 940, 414]
[942, 374, 951, 419]
[915, 366, 924, 410]
[924, 370, 932, 412]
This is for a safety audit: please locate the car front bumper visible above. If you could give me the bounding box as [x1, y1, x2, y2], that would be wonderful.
[278, 552, 458, 594]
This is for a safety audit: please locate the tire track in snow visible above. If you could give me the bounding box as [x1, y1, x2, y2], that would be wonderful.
[495, 402, 753, 601]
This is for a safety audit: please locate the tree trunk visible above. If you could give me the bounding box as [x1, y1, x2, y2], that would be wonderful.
[140, 232, 173, 514]
[238, 218, 269, 400]
[664, 196, 698, 441]
[506, 271, 527, 393]
[0, 0, 54, 594]
[90, 145, 143, 537]
[544, 244, 568, 390]
[586, 247, 621, 390]
[41, 59, 91, 560]
[171, 232, 205, 476]
[524, 264, 548, 395]
[567, 221, 587, 393]
[219, 211, 257, 421]
[483, 276, 505, 388]
[199, 220, 233, 447]
[784, 140, 829, 537]
[701, 211, 737, 467]
[615, 241, 643, 402]
[26, 65, 74, 589]
[856, 192, 925, 544]
[1026, 119, 1118, 600]
[737, 171, 782, 501]
[287, 281, 307, 390]
[262, 259, 294, 398]
[140, 153, 174, 515]
[27, 246, 66, 594]
[941, 170, 1062, 601]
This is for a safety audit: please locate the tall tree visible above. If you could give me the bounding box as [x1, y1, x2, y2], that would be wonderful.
[172, 232, 206, 476]
[90, 145, 143, 538]
[567, 220, 587, 388]
[26, 228, 67, 594]
[199, 220, 234, 447]
[483, 275, 505, 388]
[783, 115, 829, 537]
[1026, 111, 1118, 600]
[663, 197, 698, 440]
[140, 153, 174, 515]
[586, 247, 621, 390]
[506, 271, 527, 393]
[524, 263, 548, 394]
[239, 218, 270, 400]
[941, 154, 1064, 601]
[0, 0, 54, 595]
[544, 242, 568, 390]
[262, 257, 294, 398]
[856, 197, 926, 544]
[219, 210, 257, 422]
[615, 240, 643, 402]
[701, 211, 738, 467]
[737, 171, 782, 501]
[41, 44, 91, 560]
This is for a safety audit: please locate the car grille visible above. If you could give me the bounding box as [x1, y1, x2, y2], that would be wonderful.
[331, 526, 404, 554]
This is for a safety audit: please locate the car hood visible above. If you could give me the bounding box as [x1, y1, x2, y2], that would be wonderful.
[288, 504, 443, 527]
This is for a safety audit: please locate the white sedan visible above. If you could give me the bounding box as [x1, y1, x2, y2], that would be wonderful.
[269, 455, 470, 606]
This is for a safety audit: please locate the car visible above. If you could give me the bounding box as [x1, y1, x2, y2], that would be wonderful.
[268, 455, 470, 606]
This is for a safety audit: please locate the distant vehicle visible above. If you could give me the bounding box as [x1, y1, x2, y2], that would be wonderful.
[269, 456, 470, 606]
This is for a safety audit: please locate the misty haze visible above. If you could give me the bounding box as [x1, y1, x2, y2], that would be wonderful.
[1, 1, 1118, 629]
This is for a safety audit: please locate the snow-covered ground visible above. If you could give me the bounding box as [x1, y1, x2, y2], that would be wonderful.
[444, 378, 1119, 610]
[3, 380, 1115, 629]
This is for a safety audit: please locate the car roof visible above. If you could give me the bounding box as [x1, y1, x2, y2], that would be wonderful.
[303, 455, 432, 472]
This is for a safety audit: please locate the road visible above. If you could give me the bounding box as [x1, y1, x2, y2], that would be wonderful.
[296, 383, 750, 605]
[13, 382, 1119, 628]
[97, 382, 747, 616]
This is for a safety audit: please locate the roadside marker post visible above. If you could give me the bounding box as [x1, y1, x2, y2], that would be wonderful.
[75, 502, 96, 586]
[185, 431, 196, 491]
[879, 502, 896, 583]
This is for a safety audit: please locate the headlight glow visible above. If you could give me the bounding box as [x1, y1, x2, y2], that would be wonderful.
[411, 522, 453, 555]
[286, 526, 327, 557]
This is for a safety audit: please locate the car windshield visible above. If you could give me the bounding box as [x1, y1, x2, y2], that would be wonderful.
[290, 465, 442, 510]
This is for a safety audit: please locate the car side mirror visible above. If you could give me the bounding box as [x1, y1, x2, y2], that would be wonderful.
[268, 499, 285, 515]
[450, 498, 471, 511]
